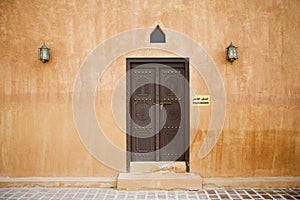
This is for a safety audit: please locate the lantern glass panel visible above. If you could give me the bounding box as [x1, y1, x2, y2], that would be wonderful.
[232, 48, 237, 58]
[229, 48, 233, 58]
[40, 48, 49, 60]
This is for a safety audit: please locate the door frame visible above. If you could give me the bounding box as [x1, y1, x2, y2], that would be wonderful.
[126, 58, 190, 172]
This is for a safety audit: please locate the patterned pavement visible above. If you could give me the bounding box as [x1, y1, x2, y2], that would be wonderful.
[0, 187, 299, 200]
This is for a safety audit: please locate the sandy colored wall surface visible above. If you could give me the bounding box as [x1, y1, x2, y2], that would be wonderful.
[0, 0, 299, 178]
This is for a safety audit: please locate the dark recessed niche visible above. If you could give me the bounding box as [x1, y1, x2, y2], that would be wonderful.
[150, 25, 166, 43]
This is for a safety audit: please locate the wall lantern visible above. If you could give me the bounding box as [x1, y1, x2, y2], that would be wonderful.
[39, 43, 50, 63]
[226, 42, 238, 63]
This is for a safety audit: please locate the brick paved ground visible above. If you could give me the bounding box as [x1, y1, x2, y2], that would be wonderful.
[0, 187, 299, 200]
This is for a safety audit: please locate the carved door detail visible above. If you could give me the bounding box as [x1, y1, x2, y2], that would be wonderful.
[126, 58, 189, 171]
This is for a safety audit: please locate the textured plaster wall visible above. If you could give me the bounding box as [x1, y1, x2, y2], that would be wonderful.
[0, 0, 299, 178]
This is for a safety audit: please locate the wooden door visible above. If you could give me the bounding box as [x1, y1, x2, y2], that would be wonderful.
[126, 58, 189, 171]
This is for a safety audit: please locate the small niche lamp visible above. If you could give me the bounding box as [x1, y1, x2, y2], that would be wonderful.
[226, 42, 238, 63]
[39, 43, 50, 63]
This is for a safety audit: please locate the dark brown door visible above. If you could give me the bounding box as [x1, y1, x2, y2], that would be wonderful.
[126, 58, 189, 171]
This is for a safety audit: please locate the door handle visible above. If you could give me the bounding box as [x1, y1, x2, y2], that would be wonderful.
[160, 102, 172, 105]
[159, 101, 172, 110]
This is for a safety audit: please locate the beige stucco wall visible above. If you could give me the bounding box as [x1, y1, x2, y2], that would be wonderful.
[0, 0, 299, 178]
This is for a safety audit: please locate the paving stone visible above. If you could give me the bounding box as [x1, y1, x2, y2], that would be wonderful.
[0, 187, 300, 199]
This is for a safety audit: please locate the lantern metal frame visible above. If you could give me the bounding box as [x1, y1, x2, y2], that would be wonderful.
[39, 43, 50, 63]
[226, 42, 238, 63]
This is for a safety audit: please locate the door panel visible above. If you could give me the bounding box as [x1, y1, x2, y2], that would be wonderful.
[159, 68, 185, 161]
[126, 58, 189, 171]
[130, 67, 156, 161]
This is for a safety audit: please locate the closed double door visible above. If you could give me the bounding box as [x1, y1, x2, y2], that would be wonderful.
[126, 58, 189, 171]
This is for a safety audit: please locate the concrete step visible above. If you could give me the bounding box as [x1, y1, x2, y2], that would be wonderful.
[117, 172, 202, 190]
[130, 161, 186, 173]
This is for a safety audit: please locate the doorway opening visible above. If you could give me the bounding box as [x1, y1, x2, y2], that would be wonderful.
[126, 58, 190, 172]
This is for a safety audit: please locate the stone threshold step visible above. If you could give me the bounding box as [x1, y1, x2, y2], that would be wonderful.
[130, 161, 186, 173]
[117, 172, 202, 190]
